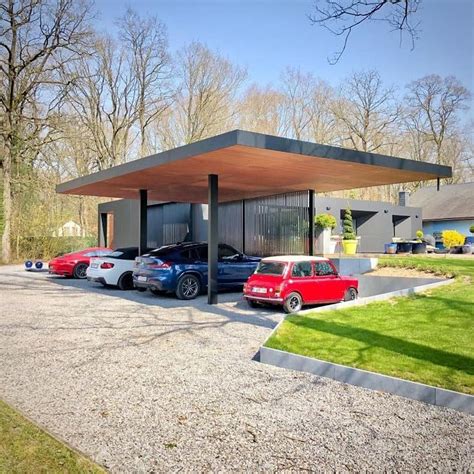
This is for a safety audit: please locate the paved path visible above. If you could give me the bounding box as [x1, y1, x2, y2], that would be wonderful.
[0, 266, 472, 471]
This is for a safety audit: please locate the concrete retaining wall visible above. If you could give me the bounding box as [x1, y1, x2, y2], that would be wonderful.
[330, 257, 378, 275]
[260, 347, 474, 415]
[260, 278, 474, 414]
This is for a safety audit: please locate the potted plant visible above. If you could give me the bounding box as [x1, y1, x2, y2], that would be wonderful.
[412, 229, 426, 254]
[342, 208, 357, 255]
[314, 213, 337, 254]
[466, 224, 474, 246]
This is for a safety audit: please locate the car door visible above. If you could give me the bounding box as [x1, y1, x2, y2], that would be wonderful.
[218, 244, 241, 286]
[313, 261, 345, 302]
[289, 261, 314, 303]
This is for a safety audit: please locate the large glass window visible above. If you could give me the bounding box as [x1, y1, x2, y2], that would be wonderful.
[291, 261, 313, 277]
[255, 261, 287, 275]
[315, 261, 336, 276]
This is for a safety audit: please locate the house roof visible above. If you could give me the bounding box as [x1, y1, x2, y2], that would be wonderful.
[410, 182, 474, 221]
[56, 130, 451, 204]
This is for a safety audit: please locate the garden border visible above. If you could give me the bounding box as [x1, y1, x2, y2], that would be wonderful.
[259, 278, 474, 415]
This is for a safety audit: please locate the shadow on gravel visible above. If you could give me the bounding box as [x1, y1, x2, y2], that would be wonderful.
[2, 270, 284, 331]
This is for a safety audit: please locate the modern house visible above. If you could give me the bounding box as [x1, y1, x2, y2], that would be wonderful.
[410, 182, 474, 238]
[97, 192, 422, 255]
[57, 130, 451, 303]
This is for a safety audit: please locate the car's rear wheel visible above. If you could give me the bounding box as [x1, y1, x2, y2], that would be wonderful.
[246, 299, 259, 308]
[283, 292, 303, 314]
[344, 287, 358, 302]
[176, 274, 201, 300]
[117, 272, 133, 290]
[73, 263, 88, 279]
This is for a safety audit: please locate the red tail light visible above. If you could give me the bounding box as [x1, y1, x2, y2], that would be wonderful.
[148, 261, 172, 269]
[100, 262, 115, 269]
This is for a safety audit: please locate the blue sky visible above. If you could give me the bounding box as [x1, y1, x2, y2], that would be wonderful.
[94, 0, 473, 112]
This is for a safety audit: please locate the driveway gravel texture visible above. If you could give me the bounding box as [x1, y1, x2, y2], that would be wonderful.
[0, 265, 472, 472]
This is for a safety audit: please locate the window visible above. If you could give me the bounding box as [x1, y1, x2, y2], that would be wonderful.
[218, 244, 240, 260]
[256, 261, 287, 275]
[195, 246, 208, 261]
[180, 249, 197, 261]
[291, 261, 313, 277]
[315, 261, 336, 276]
[84, 251, 98, 257]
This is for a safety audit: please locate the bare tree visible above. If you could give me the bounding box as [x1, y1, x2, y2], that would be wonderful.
[332, 70, 400, 153]
[309, 0, 421, 63]
[162, 42, 247, 146]
[118, 8, 172, 157]
[64, 35, 139, 169]
[238, 84, 284, 136]
[0, 0, 92, 262]
[405, 75, 471, 168]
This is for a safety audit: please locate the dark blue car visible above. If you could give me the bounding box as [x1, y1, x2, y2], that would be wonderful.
[133, 242, 260, 299]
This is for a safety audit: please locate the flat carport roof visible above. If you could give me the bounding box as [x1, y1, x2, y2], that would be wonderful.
[56, 130, 451, 203]
[56, 130, 452, 304]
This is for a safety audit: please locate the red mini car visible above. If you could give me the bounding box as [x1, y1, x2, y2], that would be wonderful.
[49, 247, 112, 279]
[243, 256, 358, 313]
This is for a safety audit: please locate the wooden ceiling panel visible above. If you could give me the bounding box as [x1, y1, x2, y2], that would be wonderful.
[57, 131, 451, 203]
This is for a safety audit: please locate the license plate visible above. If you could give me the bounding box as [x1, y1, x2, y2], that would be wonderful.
[137, 276, 147, 282]
[252, 287, 267, 294]
[90, 263, 98, 268]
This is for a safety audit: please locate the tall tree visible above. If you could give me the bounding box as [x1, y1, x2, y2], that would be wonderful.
[332, 70, 400, 153]
[405, 75, 471, 168]
[0, 0, 92, 262]
[117, 8, 172, 157]
[160, 42, 247, 147]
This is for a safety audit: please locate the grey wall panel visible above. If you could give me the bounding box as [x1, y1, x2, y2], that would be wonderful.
[99, 194, 423, 254]
[98, 199, 140, 248]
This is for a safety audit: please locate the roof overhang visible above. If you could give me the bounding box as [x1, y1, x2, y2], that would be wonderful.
[57, 130, 452, 203]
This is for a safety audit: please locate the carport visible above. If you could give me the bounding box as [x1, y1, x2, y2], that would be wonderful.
[56, 130, 451, 304]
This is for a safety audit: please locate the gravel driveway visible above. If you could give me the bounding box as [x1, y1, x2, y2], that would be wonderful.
[0, 265, 472, 471]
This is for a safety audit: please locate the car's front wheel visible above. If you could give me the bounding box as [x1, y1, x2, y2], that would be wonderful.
[283, 292, 303, 314]
[176, 274, 201, 300]
[344, 287, 358, 302]
[73, 263, 88, 279]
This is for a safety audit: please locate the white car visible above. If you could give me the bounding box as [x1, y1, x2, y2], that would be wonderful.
[86, 247, 142, 290]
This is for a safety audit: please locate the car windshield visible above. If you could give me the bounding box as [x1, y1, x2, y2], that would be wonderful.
[108, 248, 138, 260]
[255, 261, 286, 275]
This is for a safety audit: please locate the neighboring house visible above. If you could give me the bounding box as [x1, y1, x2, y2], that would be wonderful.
[410, 183, 474, 238]
[54, 220, 86, 237]
[97, 192, 421, 255]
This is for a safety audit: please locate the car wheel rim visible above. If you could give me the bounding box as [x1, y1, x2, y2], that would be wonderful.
[182, 278, 198, 297]
[350, 290, 356, 300]
[289, 296, 300, 311]
[77, 265, 87, 278]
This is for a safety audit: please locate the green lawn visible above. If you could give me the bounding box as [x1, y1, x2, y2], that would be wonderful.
[265, 256, 474, 394]
[0, 399, 104, 474]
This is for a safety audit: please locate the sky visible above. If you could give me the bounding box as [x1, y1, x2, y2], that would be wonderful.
[94, 0, 473, 114]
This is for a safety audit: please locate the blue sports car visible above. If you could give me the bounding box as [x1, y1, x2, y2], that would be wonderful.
[133, 242, 260, 299]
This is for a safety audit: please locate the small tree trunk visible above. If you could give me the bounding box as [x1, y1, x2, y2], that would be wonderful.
[1, 153, 12, 262]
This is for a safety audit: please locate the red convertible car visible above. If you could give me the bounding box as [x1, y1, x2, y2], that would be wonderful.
[49, 247, 112, 279]
[243, 256, 358, 313]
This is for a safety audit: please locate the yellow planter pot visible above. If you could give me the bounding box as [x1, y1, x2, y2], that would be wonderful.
[342, 239, 358, 255]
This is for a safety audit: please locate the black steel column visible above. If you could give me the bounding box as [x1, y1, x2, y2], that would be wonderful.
[208, 174, 218, 304]
[309, 189, 315, 256]
[437, 177, 440, 191]
[241, 199, 246, 254]
[99, 213, 108, 247]
[139, 189, 148, 255]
